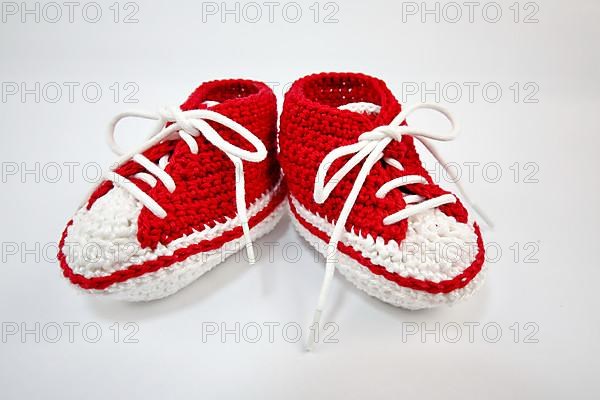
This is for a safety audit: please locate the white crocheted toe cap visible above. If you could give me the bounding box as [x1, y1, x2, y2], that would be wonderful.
[291, 195, 479, 283]
[62, 181, 283, 280]
[62, 186, 143, 278]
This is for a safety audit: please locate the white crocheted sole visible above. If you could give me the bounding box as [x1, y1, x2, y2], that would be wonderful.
[86, 201, 286, 302]
[290, 206, 486, 310]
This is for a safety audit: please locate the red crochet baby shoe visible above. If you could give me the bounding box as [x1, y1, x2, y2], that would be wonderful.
[279, 73, 488, 334]
[58, 79, 286, 301]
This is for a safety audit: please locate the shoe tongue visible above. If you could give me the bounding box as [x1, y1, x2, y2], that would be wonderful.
[337, 101, 381, 118]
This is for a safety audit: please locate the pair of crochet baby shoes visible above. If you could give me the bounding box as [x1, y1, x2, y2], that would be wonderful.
[58, 72, 487, 331]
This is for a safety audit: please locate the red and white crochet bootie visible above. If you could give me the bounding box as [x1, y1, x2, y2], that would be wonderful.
[58, 79, 286, 301]
[279, 73, 488, 333]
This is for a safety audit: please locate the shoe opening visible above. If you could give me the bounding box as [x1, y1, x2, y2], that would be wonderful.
[303, 73, 385, 110]
[182, 79, 267, 111]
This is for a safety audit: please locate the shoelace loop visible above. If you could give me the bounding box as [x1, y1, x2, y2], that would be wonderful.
[307, 103, 491, 350]
[103, 106, 268, 263]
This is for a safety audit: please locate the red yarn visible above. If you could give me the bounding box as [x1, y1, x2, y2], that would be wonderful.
[59, 79, 282, 289]
[88, 79, 280, 250]
[279, 72, 481, 292]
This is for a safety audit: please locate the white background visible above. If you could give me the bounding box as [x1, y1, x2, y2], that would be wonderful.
[1, 0, 598, 398]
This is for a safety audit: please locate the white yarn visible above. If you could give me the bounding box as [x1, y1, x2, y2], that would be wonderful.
[290, 196, 477, 283]
[82, 201, 286, 301]
[63, 179, 283, 279]
[290, 209, 486, 310]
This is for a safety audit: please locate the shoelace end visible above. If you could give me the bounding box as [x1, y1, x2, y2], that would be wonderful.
[304, 308, 323, 352]
[245, 241, 256, 265]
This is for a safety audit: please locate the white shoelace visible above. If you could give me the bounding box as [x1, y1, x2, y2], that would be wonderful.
[104, 105, 268, 264]
[306, 103, 492, 350]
